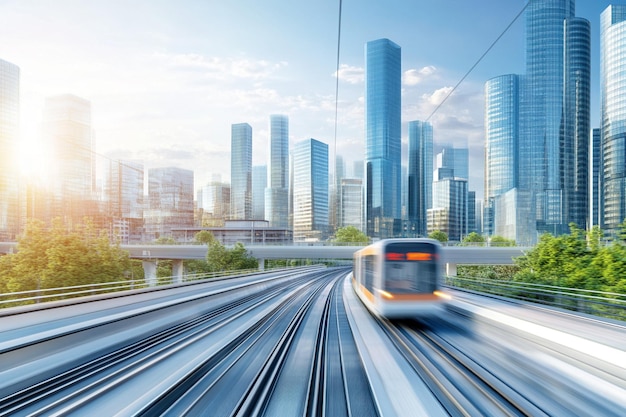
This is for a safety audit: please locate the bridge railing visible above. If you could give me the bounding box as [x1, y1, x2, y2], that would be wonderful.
[445, 276, 626, 321]
[0, 267, 267, 309]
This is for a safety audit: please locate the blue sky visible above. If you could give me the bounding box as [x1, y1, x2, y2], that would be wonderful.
[0, 0, 617, 199]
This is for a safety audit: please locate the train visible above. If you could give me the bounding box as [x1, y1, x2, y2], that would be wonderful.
[351, 238, 450, 318]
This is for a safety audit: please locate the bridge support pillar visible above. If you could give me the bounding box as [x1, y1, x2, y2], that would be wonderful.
[446, 263, 457, 277]
[172, 259, 184, 284]
[142, 260, 158, 286]
[258, 258, 265, 271]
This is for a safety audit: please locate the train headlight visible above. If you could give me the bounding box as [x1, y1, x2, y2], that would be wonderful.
[434, 290, 452, 300]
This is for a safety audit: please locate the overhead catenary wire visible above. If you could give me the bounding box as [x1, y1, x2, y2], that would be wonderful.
[425, 1, 531, 122]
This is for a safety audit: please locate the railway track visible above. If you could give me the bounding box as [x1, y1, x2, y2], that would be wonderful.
[0, 268, 382, 416]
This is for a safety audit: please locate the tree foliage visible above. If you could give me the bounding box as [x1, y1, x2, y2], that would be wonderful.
[205, 241, 258, 272]
[428, 230, 448, 243]
[333, 226, 369, 244]
[513, 223, 626, 293]
[0, 218, 131, 293]
[461, 232, 485, 246]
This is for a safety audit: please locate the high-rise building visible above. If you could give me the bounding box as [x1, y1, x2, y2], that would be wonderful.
[330, 155, 344, 235]
[292, 138, 329, 242]
[230, 123, 252, 220]
[484, 74, 519, 240]
[590, 128, 602, 228]
[430, 146, 469, 242]
[42, 94, 97, 226]
[428, 178, 468, 242]
[365, 38, 402, 239]
[103, 159, 144, 243]
[0, 58, 21, 241]
[407, 120, 433, 237]
[144, 167, 194, 241]
[339, 178, 364, 232]
[520, 0, 590, 237]
[252, 165, 267, 220]
[265, 114, 289, 229]
[601, 5, 626, 235]
[197, 179, 230, 226]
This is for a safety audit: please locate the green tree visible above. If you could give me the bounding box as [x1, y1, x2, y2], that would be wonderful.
[194, 230, 216, 245]
[490, 235, 515, 247]
[428, 230, 448, 244]
[0, 218, 131, 294]
[206, 241, 258, 272]
[333, 226, 369, 244]
[461, 232, 485, 246]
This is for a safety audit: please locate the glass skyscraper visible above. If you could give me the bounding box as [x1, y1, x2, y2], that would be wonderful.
[365, 38, 401, 238]
[0, 58, 21, 240]
[591, 128, 602, 228]
[265, 114, 289, 229]
[407, 120, 433, 237]
[103, 159, 144, 243]
[252, 165, 267, 220]
[43, 94, 96, 226]
[230, 123, 252, 220]
[520, 0, 590, 237]
[144, 167, 194, 240]
[292, 138, 328, 242]
[484, 74, 519, 239]
[601, 5, 626, 235]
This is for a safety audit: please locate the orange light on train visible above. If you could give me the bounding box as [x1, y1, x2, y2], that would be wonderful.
[386, 252, 405, 261]
[406, 252, 433, 261]
[434, 290, 452, 300]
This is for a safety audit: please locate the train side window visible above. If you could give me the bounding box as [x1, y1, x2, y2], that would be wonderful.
[364, 255, 375, 292]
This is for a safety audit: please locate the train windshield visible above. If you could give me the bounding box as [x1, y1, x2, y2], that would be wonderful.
[384, 242, 439, 293]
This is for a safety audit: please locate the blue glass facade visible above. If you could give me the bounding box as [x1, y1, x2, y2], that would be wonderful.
[519, 0, 589, 238]
[365, 38, 401, 238]
[601, 5, 626, 235]
[230, 123, 252, 220]
[407, 120, 432, 237]
[265, 114, 289, 228]
[252, 165, 266, 220]
[591, 128, 602, 228]
[485, 75, 518, 200]
[292, 138, 328, 241]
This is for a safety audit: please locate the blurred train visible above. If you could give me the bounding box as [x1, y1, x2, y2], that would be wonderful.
[351, 238, 450, 318]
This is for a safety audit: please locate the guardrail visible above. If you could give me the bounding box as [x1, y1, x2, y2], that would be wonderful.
[446, 276, 626, 321]
[0, 268, 265, 309]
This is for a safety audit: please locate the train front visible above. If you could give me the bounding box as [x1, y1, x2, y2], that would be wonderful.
[376, 239, 450, 318]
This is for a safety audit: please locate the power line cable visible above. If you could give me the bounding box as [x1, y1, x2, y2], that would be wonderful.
[425, 1, 531, 122]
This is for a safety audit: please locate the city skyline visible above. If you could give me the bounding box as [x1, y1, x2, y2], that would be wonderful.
[0, 1, 614, 201]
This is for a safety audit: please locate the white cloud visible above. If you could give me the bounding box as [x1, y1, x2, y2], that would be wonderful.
[403, 65, 437, 86]
[334, 64, 364, 84]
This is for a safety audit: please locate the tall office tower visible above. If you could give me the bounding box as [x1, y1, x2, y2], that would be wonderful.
[407, 121, 433, 237]
[103, 160, 144, 243]
[265, 114, 289, 229]
[602, 5, 626, 236]
[230, 123, 252, 220]
[292, 138, 329, 242]
[0, 58, 21, 241]
[144, 167, 194, 241]
[430, 145, 469, 242]
[520, 0, 590, 237]
[428, 178, 468, 242]
[197, 179, 230, 226]
[468, 191, 477, 234]
[365, 38, 402, 238]
[43, 94, 97, 226]
[590, 128, 602, 228]
[339, 178, 364, 231]
[485, 74, 529, 243]
[330, 155, 344, 234]
[252, 165, 267, 220]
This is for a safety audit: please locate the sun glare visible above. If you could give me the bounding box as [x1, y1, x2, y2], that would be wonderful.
[19, 137, 51, 185]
